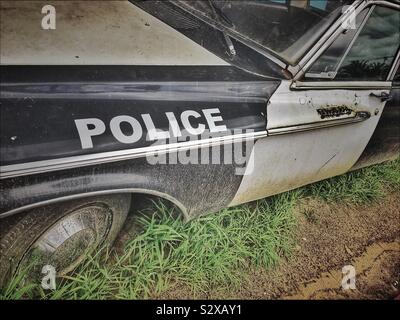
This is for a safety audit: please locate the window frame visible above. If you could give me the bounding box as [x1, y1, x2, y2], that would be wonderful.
[304, 5, 374, 80]
[174, 0, 360, 69]
[388, 49, 400, 81]
[292, 0, 400, 88]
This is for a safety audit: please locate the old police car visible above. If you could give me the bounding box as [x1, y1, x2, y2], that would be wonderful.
[0, 0, 399, 286]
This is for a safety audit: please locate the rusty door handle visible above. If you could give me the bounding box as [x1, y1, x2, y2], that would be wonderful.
[370, 92, 392, 102]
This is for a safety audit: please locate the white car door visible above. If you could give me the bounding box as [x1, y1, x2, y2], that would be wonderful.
[231, 1, 399, 205]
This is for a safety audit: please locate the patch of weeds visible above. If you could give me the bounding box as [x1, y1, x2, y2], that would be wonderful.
[304, 158, 399, 205]
[302, 208, 319, 224]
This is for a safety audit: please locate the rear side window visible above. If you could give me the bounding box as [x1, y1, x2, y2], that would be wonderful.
[305, 5, 400, 81]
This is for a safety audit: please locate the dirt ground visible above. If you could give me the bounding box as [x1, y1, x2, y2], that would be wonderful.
[224, 193, 400, 299]
[156, 193, 400, 300]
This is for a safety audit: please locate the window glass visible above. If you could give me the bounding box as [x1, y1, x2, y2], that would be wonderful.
[394, 66, 400, 82]
[179, 0, 355, 64]
[336, 6, 400, 81]
[305, 8, 369, 79]
[310, 0, 328, 11]
[306, 5, 400, 81]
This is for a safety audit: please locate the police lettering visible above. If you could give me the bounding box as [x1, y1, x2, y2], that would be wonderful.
[74, 108, 227, 149]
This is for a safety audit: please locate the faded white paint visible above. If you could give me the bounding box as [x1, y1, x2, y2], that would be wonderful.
[230, 80, 388, 206]
[266, 84, 365, 130]
[0, 1, 228, 65]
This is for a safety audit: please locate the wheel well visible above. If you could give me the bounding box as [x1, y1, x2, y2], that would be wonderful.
[0, 189, 189, 221]
[128, 193, 186, 221]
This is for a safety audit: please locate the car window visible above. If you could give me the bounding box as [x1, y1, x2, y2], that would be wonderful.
[310, 0, 329, 11]
[305, 5, 400, 81]
[178, 0, 355, 65]
[305, 8, 369, 79]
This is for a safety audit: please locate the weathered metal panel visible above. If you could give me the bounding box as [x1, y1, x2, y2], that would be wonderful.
[0, 1, 228, 66]
[351, 86, 400, 169]
[0, 66, 279, 171]
[0, 153, 247, 219]
[0, 65, 280, 217]
[230, 80, 388, 206]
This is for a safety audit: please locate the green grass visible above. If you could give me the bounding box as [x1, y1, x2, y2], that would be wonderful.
[1, 191, 300, 300]
[305, 158, 400, 204]
[1, 158, 399, 300]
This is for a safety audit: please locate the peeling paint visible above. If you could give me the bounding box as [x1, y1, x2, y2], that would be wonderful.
[317, 106, 354, 119]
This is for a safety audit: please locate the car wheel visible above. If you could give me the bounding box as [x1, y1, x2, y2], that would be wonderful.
[0, 194, 131, 288]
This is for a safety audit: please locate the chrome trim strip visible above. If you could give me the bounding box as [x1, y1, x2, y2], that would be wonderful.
[287, 64, 301, 77]
[370, 0, 400, 10]
[0, 131, 268, 179]
[0, 188, 189, 220]
[388, 49, 400, 80]
[290, 81, 392, 90]
[267, 112, 370, 135]
[0, 81, 271, 103]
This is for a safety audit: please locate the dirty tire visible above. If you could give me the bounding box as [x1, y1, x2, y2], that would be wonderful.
[0, 194, 131, 288]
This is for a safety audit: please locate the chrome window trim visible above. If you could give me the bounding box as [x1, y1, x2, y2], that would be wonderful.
[290, 81, 392, 90]
[173, 0, 398, 77]
[388, 49, 400, 80]
[0, 130, 268, 180]
[294, 0, 365, 77]
[333, 5, 374, 75]
[294, 0, 400, 81]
